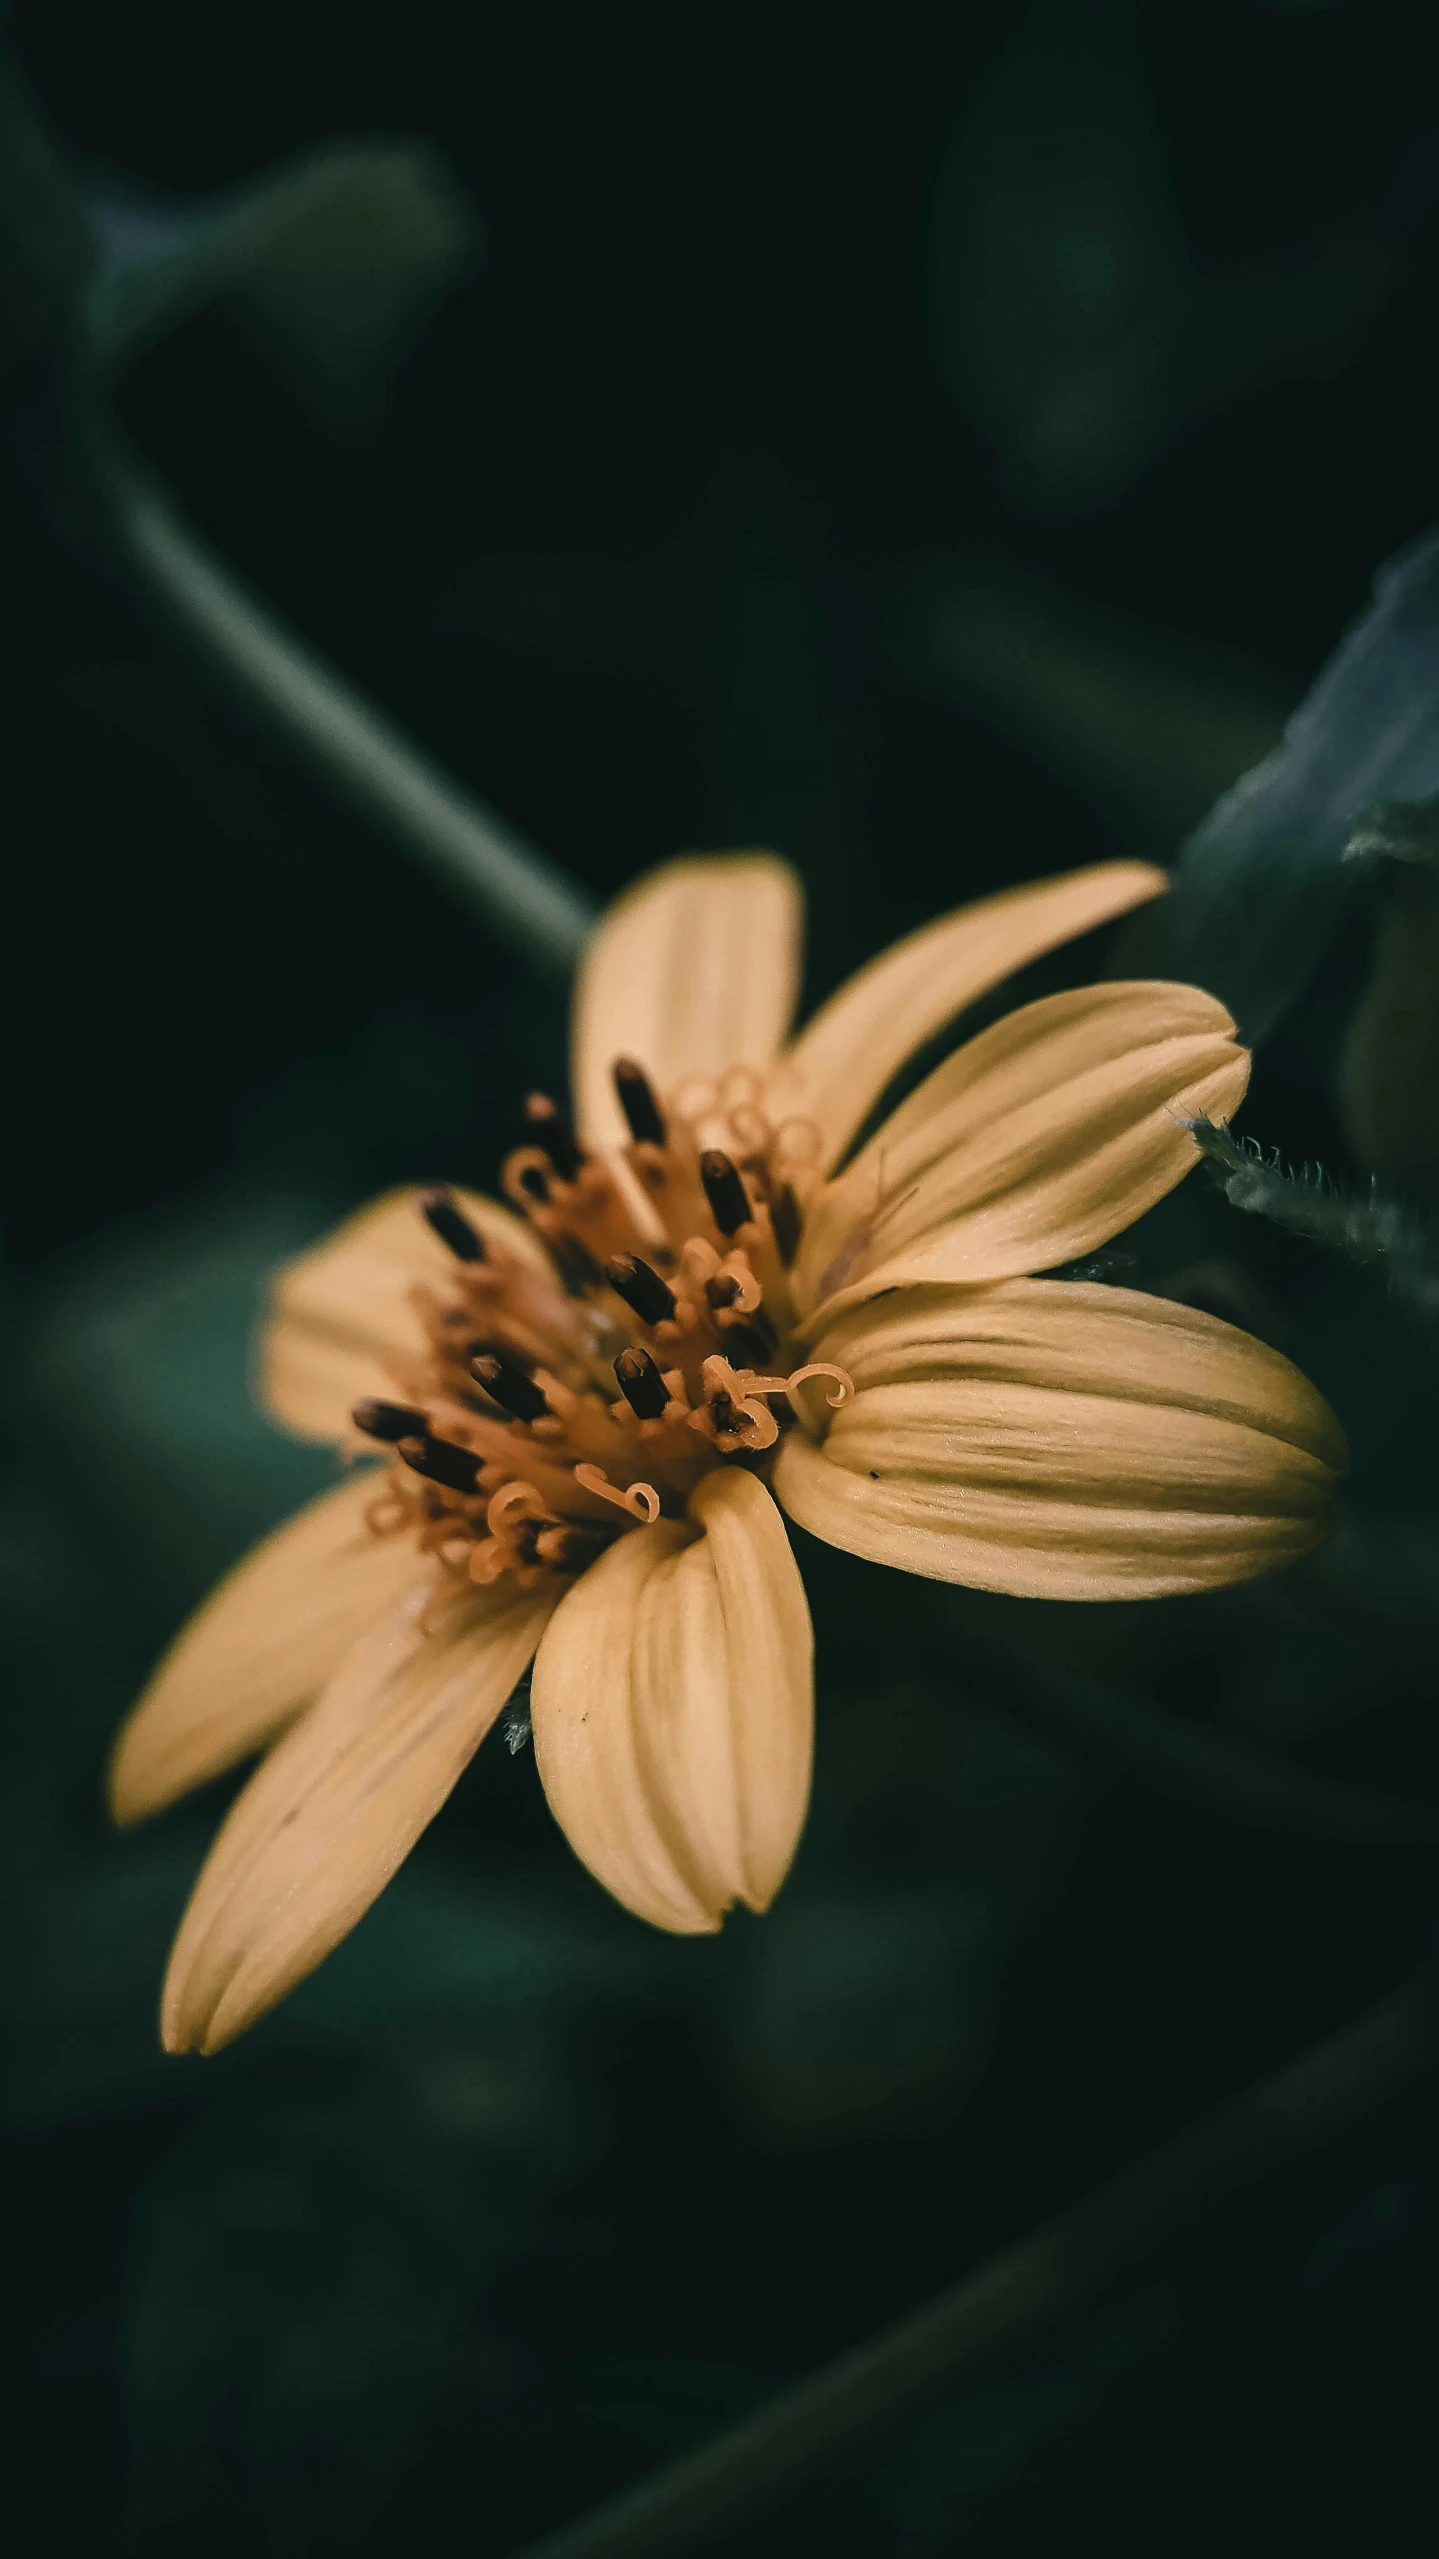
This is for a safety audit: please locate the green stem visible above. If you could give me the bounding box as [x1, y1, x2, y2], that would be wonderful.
[0, 48, 596, 978]
[508, 1968, 1439, 2559]
[88, 437, 598, 977]
[937, 1618, 1439, 1851]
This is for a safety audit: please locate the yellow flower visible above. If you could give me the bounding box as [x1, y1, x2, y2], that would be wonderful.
[109, 854, 1345, 2052]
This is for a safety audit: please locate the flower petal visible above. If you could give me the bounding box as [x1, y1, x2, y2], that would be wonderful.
[570, 853, 803, 1152]
[260, 1184, 547, 1444]
[531, 1474, 814, 1931]
[685, 1468, 812, 1911]
[793, 981, 1248, 1318]
[109, 1470, 419, 1825]
[530, 1520, 720, 1933]
[774, 1278, 1345, 1600]
[161, 1572, 554, 2054]
[770, 860, 1166, 1175]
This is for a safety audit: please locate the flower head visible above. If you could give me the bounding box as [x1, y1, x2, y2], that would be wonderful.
[110, 855, 1345, 2051]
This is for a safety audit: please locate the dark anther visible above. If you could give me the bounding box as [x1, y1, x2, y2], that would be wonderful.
[770, 1182, 803, 1267]
[471, 1352, 550, 1424]
[700, 1149, 752, 1236]
[525, 1092, 585, 1183]
[720, 1313, 776, 1367]
[518, 1164, 551, 1204]
[397, 1434, 483, 1495]
[548, 1232, 604, 1295]
[613, 1057, 667, 1147]
[614, 1344, 671, 1420]
[465, 1335, 526, 1375]
[542, 1523, 608, 1569]
[606, 1252, 677, 1325]
[417, 1186, 486, 1261]
[704, 1272, 740, 1310]
[352, 1397, 429, 1444]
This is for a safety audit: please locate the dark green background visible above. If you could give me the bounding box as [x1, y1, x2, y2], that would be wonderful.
[4, 5, 1439, 2551]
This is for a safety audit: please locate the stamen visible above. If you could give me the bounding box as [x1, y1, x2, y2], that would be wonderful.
[418, 1186, 486, 1262]
[700, 1149, 752, 1236]
[525, 1092, 585, 1183]
[719, 1315, 777, 1367]
[718, 1064, 764, 1110]
[607, 1252, 677, 1326]
[471, 1352, 550, 1424]
[573, 1462, 661, 1524]
[398, 1434, 484, 1495]
[613, 1057, 667, 1146]
[549, 1232, 605, 1294]
[770, 1181, 803, 1267]
[466, 1334, 521, 1368]
[352, 1398, 429, 1444]
[787, 1361, 855, 1413]
[773, 1116, 822, 1167]
[487, 1480, 550, 1536]
[614, 1344, 671, 1420]
[535, 1523, 609, 1569]
[704, 1256, 761, 1315]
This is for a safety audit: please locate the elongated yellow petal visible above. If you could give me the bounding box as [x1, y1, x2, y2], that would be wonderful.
[793, 981, 1247, 1318]
[532, 1475, 814, 1931]
[108, 1471, 419, 1825]
[630, 1533, 745, 1912]
[774, 1279, 1345, 1600]
[687, 1467, 812, 1911]
[260, 1185, 546, 1444]
[769, 860, 1166, 1175]
[530, 1520, 720, 1932]
[162, 1573, 553, 2054]
[570, 853, 803, 1152]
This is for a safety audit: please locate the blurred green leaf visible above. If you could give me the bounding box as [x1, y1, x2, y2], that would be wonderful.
[24, 1189, 342, 1600]
[893, 553, 1288, 850]
[924, 5, 1395, 514]
[124, 2059, 530, 2550]
[84, 141, 482, 433]
[925, 1, 1190, 511]
[1157, 527, 1439, 1038]
[1340, 853, 1439, 1199]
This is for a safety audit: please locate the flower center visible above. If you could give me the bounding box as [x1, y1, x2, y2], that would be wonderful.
[352, 1060, 851, 1588]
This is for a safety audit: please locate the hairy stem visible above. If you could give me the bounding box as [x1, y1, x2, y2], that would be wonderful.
[509, 1968, 1439, 2559]
[1186, 1116, 1439, 1313]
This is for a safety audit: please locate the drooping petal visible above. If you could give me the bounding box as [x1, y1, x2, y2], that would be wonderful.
[531, 1473, 814, 1931]
[161, 1572, 554, 2054]
[570, 853, 803, 1153]
[530, 1520, 720, 1933]
[109, 1470, 419, 1825]
[684, 1467, 812, 1912]
[769, 860, 1166, 1176]
[260, 1184, 548, 1444]
[774, 1279, 1345, 1600]
[793, 981, 1247, 1319]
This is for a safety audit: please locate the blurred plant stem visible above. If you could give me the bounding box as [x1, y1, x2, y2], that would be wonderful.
[921, 1613, 1439, 1851]
[888, 554, 1289, 853]
[0, 46, 595, 978]
[84, 439, 596, 974]
[511, 1966, 1439, 2559]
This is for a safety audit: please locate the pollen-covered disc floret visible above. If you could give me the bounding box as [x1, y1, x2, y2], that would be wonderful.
[351, 1065, 852, 1589]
